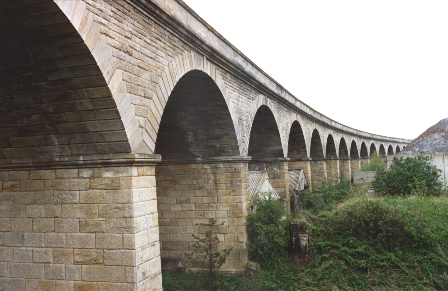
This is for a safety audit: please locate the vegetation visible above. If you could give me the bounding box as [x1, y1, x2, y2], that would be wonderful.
[372, 155, 444, 196]
[246, 191, 290, 268]
[360, 153, 385, 171]
[163, 161, 448, 290]
[183, 218, 232, 288]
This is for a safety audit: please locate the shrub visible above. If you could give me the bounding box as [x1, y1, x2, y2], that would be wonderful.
[246, 191, 290, 269]
[184, 218, 232, 287]
[300, 178, 351, 213]
[360, 153, 385, 171]
[371, 155, 443, 196]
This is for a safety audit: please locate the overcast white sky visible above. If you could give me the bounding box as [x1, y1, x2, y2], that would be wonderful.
[183, 0, 448, 140]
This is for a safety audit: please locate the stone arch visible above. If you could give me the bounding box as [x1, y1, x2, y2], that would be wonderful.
[154, 70, 239, 160]
[388, 145, 394, 155]
[0, 1, 131, 159]
[248, 105, 283, 160]
[326, 134, 337, 158]
[339, 137, 349, 158]
[287, 120, 307, 159]
[370, 143, 377, 157]
[247, 96, 284, 157]
[350, 140, 360, 158]
[310, 129, 324, 159]
[379, 144, 386, 157]
[360, 142, 369, 158]
[396, 145, 401, 154]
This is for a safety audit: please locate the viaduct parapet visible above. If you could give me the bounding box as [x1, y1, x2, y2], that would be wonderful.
[0, 0, 409, 290]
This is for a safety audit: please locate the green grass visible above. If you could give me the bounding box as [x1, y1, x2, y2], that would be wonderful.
[162, 183, 448, 290]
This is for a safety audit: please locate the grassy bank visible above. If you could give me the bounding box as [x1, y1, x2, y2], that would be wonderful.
[163, 182, 448, 290]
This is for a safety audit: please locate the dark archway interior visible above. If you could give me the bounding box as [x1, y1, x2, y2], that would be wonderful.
[288, 121, 307, 159]
[155, 70, 239, 160]
[326, 135, 337, 158]
[388, 145, 394, 155]
[248, 105, 283, 160]
[360, 142, 368, 158]
[339, 138, 349, 158]
[396, 146, 401, 154]
[0, 0, 130, 159]
[310, 130, 324, 159]
[370, 144, 377, 156]
[350, 141, 360, 158]
[379, 144, 386, 157]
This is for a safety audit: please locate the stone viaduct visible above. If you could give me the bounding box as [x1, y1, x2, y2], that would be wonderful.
[0, 0, 409, 290]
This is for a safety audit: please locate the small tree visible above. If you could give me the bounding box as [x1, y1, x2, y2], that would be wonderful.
[184, 218, 232, 286]
[371, 155, 443, 196]
[247, 191, 290, 268]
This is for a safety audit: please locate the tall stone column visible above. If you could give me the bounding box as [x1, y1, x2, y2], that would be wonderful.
[350, 158, 361, 180]
[325, 158, 340, 185]
[248, 158, 290, 210]
[339, 158, 352, 181]
[310, 159, 327, 189]
[0, 154, 162, 291]
[156, 156, 250, 273]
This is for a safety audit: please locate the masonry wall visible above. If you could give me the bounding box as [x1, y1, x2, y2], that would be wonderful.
[350, 159, 361, 178]
[0, 157, 161, 291]
[339, 158, 351, 181]
[325, 159, 339, 184]
[156, 161, 249, 273]
[310, 160, 327, 189]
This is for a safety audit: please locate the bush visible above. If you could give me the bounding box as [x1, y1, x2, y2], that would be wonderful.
[360, 153, 385, 171]
[246, 191, 290, 269]
[371, 155, 443, 196]
[300, 197, 448, 290]
[300, 178, 351, 214]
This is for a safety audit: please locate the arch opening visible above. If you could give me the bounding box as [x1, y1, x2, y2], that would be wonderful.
[339, 138, 350, 180]
[310, 130, 325, 188]
[379, 144, 386, 157]
[388, 145, 394, 156]
[287, 121, 307, 160]
[396, 145, 401, 154]
[360, 142, 368, 158]
[155, 70, 244, 271]
[370, 143, 377, 157]
[0, 3, 130, 159]
[310, 130, 324, 159]
[339, 138, 349, 158]
[248, 105, 283, 160]
[326, 135, 338, 184]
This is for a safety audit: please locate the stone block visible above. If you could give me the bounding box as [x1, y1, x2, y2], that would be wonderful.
[55, 280, 75, 291]
[53, 249, 73, 264]
[80, 219, 106, 233]
[45, 205, 62, 218]
[80, 190, 106, 204]
[81, 265, 126, 283]
[0, 247, 13, 262]
[74, 249, 103, 265]
[55, 218, 79, 233]
[66, 233, 95, 249]
[0, 278, 26, 290]
[30, 170, 55, 180]
[74, 281, 97, 291]
[56, 169, 79, 179]
[66, 265, 82, 281]
[10, 171, 29, 180]
[54, 191, 80, 204]
[70, 179, 90, 191]
[3, 181, 21, 192]
[14, 248, 33, 263]
[25, 279, 56, 291]
[33, 218, 55, 232]
[14, 193, 36, 204]
[4, 232, 25, 247]
[62, 204, 98, 219]
[26, 205, 45, 218]
[24, 233, 44, 247]
[104, 250, 135, 266]
[46, 180, 70, 191]
[90, 178, 120, 190]
[95, 234, 123, 249]
[44, 233, 66, 248]
[8, 263, 44, 279]
[45, 264, 65, 280]
[33, 248, 53, 263]
[21, 180, 45, 191]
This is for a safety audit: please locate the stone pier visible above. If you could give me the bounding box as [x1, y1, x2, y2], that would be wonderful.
[0, 154, 162, 290]
[310, 159, 327, 189]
